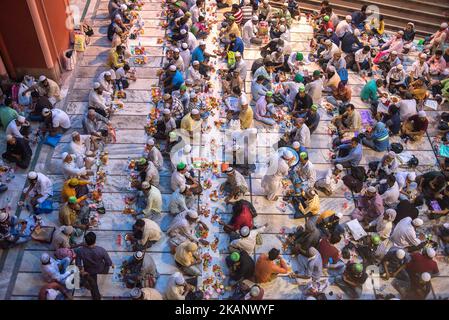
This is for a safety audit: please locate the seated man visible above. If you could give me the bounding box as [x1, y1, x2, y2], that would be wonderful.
[226, 250, 255, 282]
[386, 64, 407, 94]
[360, 79, 384, 106]
[23, 171, 53, 211]
[2, 135, 32, 169]
[83, 109, 110, 138]
[332, 137, 363, 168]
[40, 253, 72, 285]
[29, 91, 52, 121]
[331, 104, 361, 133]
[139, 182, 162, 217]
[289, 247, 323, 282]
[169, 185, 195, 216]
[42, 108, 71, 136]
[361, 122, 390, 152]
[219, 200, 255, 239]
[255, 248, 289, 283]
[401, 111, 428, 142]
[174, 240, 202, 276]
[128, 218, 162, 251]
[229, 225, 267, 255]
[334, 262, 368, 299]
[391, 217, 425, 251]
[380, 247, 411, 280]
[254, 91, 277, 126]
[61, 178, 90, 204]
[351, 186, 384, 224]
[24, 76, 61, 104]
[88, 82, 112, 118]
[220, 167, 249, 203]
[59, 196, 89, 231]
[315, 164, 344, 196]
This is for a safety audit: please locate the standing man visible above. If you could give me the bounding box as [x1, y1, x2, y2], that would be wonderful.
[75, 232, 113, 300]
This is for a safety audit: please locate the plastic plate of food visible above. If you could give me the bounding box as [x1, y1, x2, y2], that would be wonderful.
[277, 147, 300, 167]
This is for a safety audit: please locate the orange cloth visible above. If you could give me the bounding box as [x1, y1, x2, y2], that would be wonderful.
[61, 180, 89, 203]
[254, 253, 289, 283]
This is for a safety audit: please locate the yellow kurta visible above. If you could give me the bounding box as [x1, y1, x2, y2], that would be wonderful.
[180, 113, 201, 133]
[239, 107, 253, 129]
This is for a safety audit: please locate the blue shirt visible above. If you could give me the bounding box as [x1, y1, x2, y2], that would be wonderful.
[336, 143, 363, 166]
[231, 37, 244, 55]
[191, 46, 205, 63]
[171, 70, 184, 90]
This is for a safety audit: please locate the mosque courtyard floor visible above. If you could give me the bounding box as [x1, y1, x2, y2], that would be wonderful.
[1, 0, 449, 300]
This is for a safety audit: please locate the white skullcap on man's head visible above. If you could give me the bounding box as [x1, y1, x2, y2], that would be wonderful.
[418, 110, 426, 117]
[146, 138, 155, 146]
[93, 82, 101, 89]
[181, 43, 188, 49]
[169, 65, 177, 71]
[39, 75, 47, 82]
[412, 218, 423, 227]
[28, 171, 38, 180]
[426, 247, 436, 258]
[191, 109, 200, 115]
[180, 29, 187, 35]
[187, 210, 198, 219]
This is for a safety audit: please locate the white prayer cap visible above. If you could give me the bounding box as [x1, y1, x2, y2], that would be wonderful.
[282, 150, 294, 159]
[130, 288, 142, 299]
[183, 144, 192, 153]
[240, 226, 250, 237]
[418, 110, 426, 117]
[185, 79, 193, 85]
[346, 15, 352, 21]
[134, 251, 144, 260]
[141, 181, 151, 190]
[28, 171, 38, 180]
[6, 135, 14, 142]
[181, 43, 188, 49]
[15, 116, 26, 124]
[191, 109, 200, 115]
[425, 247, 436, 258]
[335, 164, 343, 171]
[396, 249, 406, 260]
[72, 131, 80, 137]
[187, 210, 198, 219]
[93, 82, 101, 89]
[193, 60, 200, 66]
[40, 253, 51, 264]
[180, 29, 187, 35]
[367, 186, 377, 193]
[324, 39, 332, 46]
[146, 138, 155, 146]
[63, 226, 74, 235]
[190, 92, 197, 99]
[407, 172, 416, 181]
[397, 30, 404, 35]
[169, 65, 177, 71]
[199, 40, 206, 46]
[385, 208, 397, 219]
[61, 152, 69, 160]
[419, 53, 427, 59]
[326, 28, 333, 33]
[120, 4, 128, 10]
[396, 64, 403, 70]
[104, 71, 112, 77]
[441, 22, 448, 29]
[0, 211, 8, 223]
[283, 2, 289, 6]
[115, 14, 122, 20]
[163, 108, 171, 115]
[250, 286, 261, 297]
[412, 218, 423, 227]
[335, 212, 343, 219]
[252, 15, 259, 21]
[173, 48, 180, 53]
[292, 141, 300, 149]
[46, 289, 59, 300]
[174, 273, 185, 285]
[235, 52, 242, 57]
[444, 223, 449, 230]
[421, 272, 431, 282]
[327, 65, 336, 73]
[388, 151, 396, 158]
[353, 29, 361, 36]
[263, 0, 269, 4]
[279, 25, 286, 32]
[39, 75, 47, 82]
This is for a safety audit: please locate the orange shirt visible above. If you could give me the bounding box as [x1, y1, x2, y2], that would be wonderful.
[255, 253, 289, 283]
[61, 180, 89, 203]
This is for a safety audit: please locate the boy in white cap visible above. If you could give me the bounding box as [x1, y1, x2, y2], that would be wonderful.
[40, 253, 73, 284]
[314, 163, 344, 196]
[23, 171, 53, 210]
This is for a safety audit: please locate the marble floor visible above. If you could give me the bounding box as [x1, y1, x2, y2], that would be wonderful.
[1, 0, 449, 300]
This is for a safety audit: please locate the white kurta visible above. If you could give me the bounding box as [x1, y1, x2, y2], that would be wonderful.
[261, 156, 290, 201]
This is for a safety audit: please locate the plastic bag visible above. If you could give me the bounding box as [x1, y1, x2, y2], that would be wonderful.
[74, 34, 86, 52]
